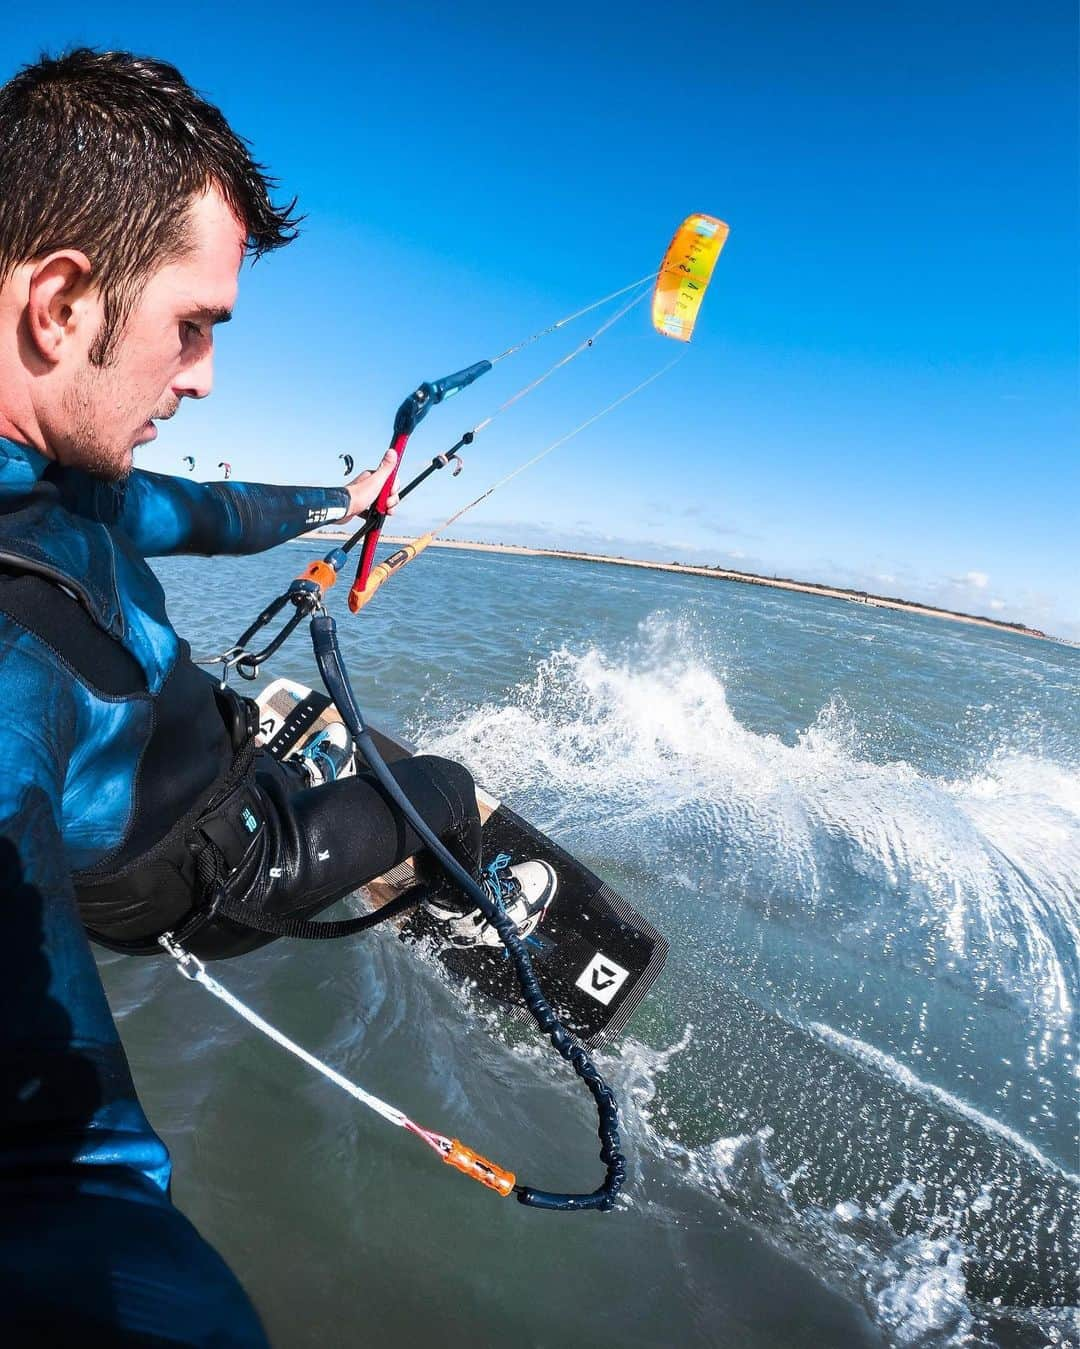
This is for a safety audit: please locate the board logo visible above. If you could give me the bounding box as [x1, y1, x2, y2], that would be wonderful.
[575, 952, 630, 1006]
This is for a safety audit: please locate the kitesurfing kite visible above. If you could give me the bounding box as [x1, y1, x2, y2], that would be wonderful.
[218, 461, 232, 480]
[181, 455, 195, 473]
[339, 454, 354, 477]
[652, 213, 729, 342]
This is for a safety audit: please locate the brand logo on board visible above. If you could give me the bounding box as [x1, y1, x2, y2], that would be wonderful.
[575, 952, 630, 1006]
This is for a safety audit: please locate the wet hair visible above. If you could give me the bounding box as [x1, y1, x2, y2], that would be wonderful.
[0, 48, 300, 363]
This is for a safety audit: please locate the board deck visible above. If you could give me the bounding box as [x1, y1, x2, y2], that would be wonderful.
[257, 678, 666, 1044]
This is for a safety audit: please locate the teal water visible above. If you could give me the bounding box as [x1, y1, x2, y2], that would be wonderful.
[97, 544, 1079, 1348]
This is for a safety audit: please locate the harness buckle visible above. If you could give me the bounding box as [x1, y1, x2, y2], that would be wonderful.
[159, 931, 206, 981]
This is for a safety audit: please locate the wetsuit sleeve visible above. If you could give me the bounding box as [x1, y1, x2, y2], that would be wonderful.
[0, 619, 172, 1194]
[116, 470, 352, 558]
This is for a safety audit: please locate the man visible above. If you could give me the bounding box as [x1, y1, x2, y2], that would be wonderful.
[0, 49, 553, 1342]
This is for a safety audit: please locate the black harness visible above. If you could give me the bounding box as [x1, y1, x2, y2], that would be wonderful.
[0, 568, 411, 954]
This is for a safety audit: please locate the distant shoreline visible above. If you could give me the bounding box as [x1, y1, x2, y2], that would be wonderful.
[300, 531, 1058, 643]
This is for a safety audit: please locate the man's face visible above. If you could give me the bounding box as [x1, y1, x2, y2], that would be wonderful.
[51, 188, 245, 479]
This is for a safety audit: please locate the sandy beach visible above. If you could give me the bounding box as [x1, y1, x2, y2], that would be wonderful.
[301, 531, 1054, 642]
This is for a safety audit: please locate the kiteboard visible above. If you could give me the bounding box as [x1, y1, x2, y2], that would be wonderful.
[256, 677, 666, 1044]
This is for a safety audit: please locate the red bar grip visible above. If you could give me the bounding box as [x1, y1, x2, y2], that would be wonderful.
[354, 432, 409, 592]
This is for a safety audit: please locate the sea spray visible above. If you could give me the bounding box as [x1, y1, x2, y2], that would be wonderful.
[596, 1027, 1077, 1347]
[420, 618, 1079, 1014]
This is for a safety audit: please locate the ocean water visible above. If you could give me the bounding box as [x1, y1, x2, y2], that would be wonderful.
[96, 543, 1079, 1349]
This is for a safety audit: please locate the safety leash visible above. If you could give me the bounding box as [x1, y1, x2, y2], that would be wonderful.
[159, 935, 517, 1197]
[310, 610, 625, 1211]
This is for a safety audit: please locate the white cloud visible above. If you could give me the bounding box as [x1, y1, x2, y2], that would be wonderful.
[952, 570, 989, 589]
[989, 598, 1007, 611]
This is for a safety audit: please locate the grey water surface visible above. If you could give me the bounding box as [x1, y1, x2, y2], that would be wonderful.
[97, 544, 1079, 1348]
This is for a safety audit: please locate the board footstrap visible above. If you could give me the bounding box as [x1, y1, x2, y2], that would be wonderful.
[263, 690, 332, 760]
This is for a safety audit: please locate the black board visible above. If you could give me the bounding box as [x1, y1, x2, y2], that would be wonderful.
[258, 678, 667, 1044]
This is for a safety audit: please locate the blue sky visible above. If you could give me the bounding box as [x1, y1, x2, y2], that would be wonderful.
[4, 2, 1077, 637]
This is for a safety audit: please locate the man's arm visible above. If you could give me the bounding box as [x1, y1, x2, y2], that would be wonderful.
[114, 451, 399, 558]
[0, 621, 171, 1193]
[116, 471, 352, 558]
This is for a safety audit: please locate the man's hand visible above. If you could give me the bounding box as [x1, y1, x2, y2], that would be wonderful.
[342, 449, 400, 523]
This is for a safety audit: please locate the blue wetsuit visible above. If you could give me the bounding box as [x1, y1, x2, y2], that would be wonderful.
[0, 440, 361, 1342]
[0, 440, 483, 1343]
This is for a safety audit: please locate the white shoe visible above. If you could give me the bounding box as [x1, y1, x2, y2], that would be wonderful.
[298, 723, 354, 785]
[426, 853, 557, 948]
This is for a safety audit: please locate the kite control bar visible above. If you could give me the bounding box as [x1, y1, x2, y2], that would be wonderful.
[225, 342, 665, 674]
[221, 234, 727, 675]
[349, 360, 493, 607]
[223, 269, 685, 677]
[225, 366, 489, 677]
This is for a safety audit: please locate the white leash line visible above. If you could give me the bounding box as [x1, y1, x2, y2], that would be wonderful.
[160, 935, 410, 1130]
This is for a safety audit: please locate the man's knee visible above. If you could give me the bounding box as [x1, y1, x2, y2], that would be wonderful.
[400, 754, 477, 813]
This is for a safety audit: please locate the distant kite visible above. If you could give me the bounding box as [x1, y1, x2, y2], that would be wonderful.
[652, 213, 728, 343]
[339, 453, 354, 477]
[182, 456, 196, 473]
[218, 461, 232, 480]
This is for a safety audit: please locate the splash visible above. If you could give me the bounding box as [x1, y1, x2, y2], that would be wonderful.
[602, 1030, 1078, 1349]
[419, 615, 1080, 1019]
[807, 1021, 1076, 1182]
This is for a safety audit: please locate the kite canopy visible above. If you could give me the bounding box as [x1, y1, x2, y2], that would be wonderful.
[182, 456, 196, 472]
[339, 453, 354, 477]
[652, 213, 729, 342]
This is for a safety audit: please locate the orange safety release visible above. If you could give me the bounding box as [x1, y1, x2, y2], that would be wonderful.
[441, 1139, 516, 1196]
[297, 559, 338, 592]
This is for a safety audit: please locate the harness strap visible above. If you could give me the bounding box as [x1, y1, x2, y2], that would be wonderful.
[0, 563, 424, 948]
[0, 568, 146, 693]
[208, 884, 426, 940]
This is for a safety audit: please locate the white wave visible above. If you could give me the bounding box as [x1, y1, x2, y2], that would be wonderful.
[599, 1031, 1055, 1349]
[806, 1021, 1078, 1181]
[418, 615, 1080, 1019]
